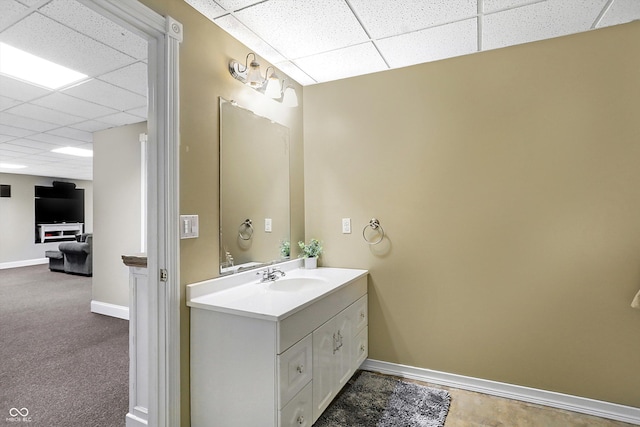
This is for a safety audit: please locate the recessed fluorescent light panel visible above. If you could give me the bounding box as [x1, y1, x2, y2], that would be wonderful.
[0, 163, 27, 169]
[51, 147, 93, 157]
[0, 42, 88, 90]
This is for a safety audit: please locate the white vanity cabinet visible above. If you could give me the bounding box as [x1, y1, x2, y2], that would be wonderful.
[189, 268, 367, 427]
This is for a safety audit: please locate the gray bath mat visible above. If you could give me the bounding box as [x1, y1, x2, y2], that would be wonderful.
[314, 371, 451, 427]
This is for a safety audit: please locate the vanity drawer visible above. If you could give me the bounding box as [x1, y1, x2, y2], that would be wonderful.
[349, 295, 368, 335]
[279, 381, 312, 427]
[278, 334, 312, 408]
[353, 326, 368, 369]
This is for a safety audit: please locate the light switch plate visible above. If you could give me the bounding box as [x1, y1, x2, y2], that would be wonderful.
[342, 218, 351, 234]
[180, 215, 199, 239]
[265, 218, 272, 232]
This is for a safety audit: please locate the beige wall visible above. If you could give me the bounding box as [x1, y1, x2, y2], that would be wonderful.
[0, 173, 92, 265]
[139, 1, 304, 424]
[93, 122, 146, 306]
[304, 22, 640, 407]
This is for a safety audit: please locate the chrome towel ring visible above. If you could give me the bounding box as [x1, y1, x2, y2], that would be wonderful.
[238, 219, 254, 240]
[362, 218, 384, 245]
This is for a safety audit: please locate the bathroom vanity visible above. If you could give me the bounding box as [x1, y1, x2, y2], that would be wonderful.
[187, 261, 368, 427]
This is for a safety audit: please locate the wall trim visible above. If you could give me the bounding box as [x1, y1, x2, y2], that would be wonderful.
[0, 258, 48, 270]
[361, 359, 640, 425]
[91, 300, 130, 320]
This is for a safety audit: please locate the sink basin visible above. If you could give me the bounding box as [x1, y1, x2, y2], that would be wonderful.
[267, 277, 328, 292]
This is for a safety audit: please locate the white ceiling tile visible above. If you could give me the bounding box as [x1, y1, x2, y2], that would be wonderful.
[47, 126, 93, 143]
[597, 0, 640, 27]
[0, 141, 42, 154]
[214, 14, 286, 64]
[0, 75, 52, 102]
[0, 123, 35, 138]
[377, 18, 478, 68]
[235, 0, 369, 59]
[0, 112, 58, 132]
[7, 103, 83, 126]
[483, 0, 543, 14]
[26, 132, 86, 146]
[1, 12, 136, 76]
[185, 0, 227, 20]
[0, 135, 16, 143]
[63, 79, 146, 111]
[350, 0, 477, 39]
[70, 120, 112, 133]
[274, 61, 316, 85]
[98, 112, 145, 127]
[126, 106, 148, 119]
[0, 95, 21, 110]
[32, 92, 118, 120]
[0, 1, 28, 30]
[483, 0, 609, 50]
[38, 0, 148, 60]
[294, 42, 388, 84]
[6, 137, 59, 151]
[0, 149, 24, 158]
[98, 62, 148, 96]
[215, 0, 259, 11]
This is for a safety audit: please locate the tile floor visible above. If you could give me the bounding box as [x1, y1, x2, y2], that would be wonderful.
[401, 376, 636, 427]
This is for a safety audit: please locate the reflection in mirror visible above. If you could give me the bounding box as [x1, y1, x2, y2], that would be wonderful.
[220, 98, 290, 275]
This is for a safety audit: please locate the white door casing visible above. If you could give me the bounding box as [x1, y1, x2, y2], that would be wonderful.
[76, 1, 182, 426]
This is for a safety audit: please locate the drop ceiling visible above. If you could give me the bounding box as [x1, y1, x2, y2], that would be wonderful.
[0, 0, 148, 181]
[186, 0, 640, 85]
[1, 0, 639, 182]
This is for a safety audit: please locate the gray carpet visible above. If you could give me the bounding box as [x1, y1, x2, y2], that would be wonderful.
[0, 264, 128, 426]
[315, 371, 451, 427]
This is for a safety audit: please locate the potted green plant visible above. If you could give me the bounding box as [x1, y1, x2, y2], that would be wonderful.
[298, 238, 323, 269]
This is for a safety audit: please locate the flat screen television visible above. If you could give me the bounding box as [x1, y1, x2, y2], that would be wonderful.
[34, 183, 85, 225]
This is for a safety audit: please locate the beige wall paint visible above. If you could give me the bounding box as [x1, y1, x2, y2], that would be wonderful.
[304, 22, 640, 407]
[138, 1, 304, 424]
[0, 173, 92, 265]
[93, 122, 146, 306]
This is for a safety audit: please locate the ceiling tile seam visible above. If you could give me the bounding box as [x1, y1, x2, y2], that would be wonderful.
[372, 16, 478, 44]
[482, 0, 548, 17]
[233, 0, 269, 13]
[218, 11, 318, 84]
[343, 0, 390, 69]
[33, 10, 142, 64]
[0, 0, 52, 33]
[592, 0, 616, 29]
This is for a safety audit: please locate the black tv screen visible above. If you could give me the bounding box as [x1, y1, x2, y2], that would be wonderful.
[34, 184, 85, 225]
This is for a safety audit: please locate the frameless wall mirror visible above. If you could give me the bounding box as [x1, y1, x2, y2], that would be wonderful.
[219, 98, 291, 275]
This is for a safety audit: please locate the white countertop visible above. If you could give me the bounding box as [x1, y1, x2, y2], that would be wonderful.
[187, 264, 368, 321]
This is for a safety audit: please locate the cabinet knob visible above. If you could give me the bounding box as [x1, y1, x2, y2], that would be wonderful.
[360, 344, 366, 353]
[297, 415, 304, 424]
[360, 311, 365, 319]
[296, 364, 304, 374]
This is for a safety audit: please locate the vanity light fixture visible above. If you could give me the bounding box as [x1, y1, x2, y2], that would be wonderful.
[228, 52, 298, 107]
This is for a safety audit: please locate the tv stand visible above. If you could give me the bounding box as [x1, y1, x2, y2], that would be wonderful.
[38, 223, 84, 243]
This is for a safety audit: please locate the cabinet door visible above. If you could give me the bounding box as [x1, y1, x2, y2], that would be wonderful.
[334, 310, 352, 390]
[353, 326, 368, 370]
[278, 334, 312, 409]
[312, 319, 335, 423]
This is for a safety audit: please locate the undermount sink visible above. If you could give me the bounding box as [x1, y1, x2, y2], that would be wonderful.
[266, 277, 328, 292]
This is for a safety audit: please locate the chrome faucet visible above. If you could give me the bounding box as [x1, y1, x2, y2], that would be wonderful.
[257, 267, 286, 282]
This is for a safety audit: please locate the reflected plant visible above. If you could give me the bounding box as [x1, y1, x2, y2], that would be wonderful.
[280, 240, 290, 258]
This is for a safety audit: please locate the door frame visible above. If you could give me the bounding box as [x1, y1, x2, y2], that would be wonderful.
[78, 1, 182, 426]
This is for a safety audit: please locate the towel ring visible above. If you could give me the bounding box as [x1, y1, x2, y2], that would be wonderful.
[238, 219, 254, 240]
[362, 218, 384, 245]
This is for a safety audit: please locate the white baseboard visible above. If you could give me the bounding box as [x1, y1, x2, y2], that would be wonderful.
[126, 412, 148, 427]
[362, 359, 640, 425]
[91, 300, 129, 320]
[0, 258, 48, 270]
